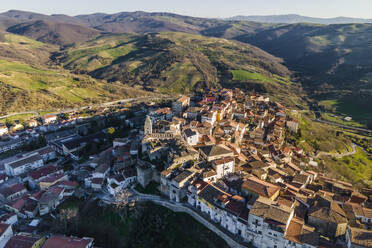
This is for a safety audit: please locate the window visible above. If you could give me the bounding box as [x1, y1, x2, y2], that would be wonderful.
[274, 233, 277, 237]
[268, 232, 272, 235]
[258, 231, 262, 234]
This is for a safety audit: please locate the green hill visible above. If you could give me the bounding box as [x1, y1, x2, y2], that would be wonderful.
[2, 11, 372, 124]
[235, 23, 372, 126]
[55, 32, 304, 107]
[0, 33, 156, 115]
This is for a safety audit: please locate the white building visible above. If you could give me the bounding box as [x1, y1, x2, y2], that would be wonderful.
[183, 129, 199, 146]
[247, 197, 294, 248]
[4, 153, 44, 176]
[107, 170, 137, 195]
[0, 223, 13, 247]
[172, 96, 190, 115]
[0, 126, 8, 136]
[93, 163, 110, 179]
[201, 111, 217, 126]
[353, 205, 372, 225]
[346, 227, 372, 248]
[212, 157, 235, 179]
[39, 186, 65, 216]
[43, 114, 57, 125]
[286, 121, 299, 133]
[189, 182, 249, 241]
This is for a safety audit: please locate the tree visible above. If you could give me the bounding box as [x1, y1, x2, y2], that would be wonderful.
[108, 127, 115, 135]
[5, 118, 12, 127]
[58, 113, 70, 121]
[113, 189, 131, 223]
[59, 208, 79, 233]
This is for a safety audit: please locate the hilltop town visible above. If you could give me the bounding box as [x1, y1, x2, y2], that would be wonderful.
[0, 89, 370, 248]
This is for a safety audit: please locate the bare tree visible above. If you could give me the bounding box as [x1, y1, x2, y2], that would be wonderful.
[113, 189, 131, 222]
[59, 208, 79, 232]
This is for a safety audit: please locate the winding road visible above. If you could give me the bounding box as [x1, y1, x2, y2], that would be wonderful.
[315, 143, 357, 159]
[314, 118, 372, 135]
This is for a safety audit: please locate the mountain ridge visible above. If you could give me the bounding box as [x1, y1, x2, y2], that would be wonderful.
[228, 14, 372, 24]
[0, 10, 372, 125]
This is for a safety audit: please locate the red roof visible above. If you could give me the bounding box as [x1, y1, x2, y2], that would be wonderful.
[32, 190, 45, 201]
[43, 235, 93, 248]
[29, 165, 62, 180]
[39, 173, 66, 184]
[5, 233, 42, 248]
[154, 107, 172, 115]
[241, 176, 280, 199]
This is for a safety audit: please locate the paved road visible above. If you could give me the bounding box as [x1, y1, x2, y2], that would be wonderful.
[0, 96, 172, 120]
[0, 111, 39, 120]
[314, 118, 372, 134]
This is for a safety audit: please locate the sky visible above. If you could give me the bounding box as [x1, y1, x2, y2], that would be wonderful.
[1, 0, 371, 19]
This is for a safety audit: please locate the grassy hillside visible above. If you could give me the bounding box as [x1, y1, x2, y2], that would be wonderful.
[0, 58, 154, 114]
[320, 148, 372, 188]
[56, 32, 304, 107]
[0, 33, 55, 65]
[234, 23, 372, 126]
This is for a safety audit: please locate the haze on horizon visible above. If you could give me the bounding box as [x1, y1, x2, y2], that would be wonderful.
[1, 0, 372, 19]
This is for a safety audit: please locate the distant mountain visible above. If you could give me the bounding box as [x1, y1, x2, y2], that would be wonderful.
[75, 11, 219, 34]
[0, 10, 84, 25]
[7, 20, 100, 46]
[228, 14, 372, 24]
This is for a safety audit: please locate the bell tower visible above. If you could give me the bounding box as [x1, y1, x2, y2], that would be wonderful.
[144, 115, 152, 135]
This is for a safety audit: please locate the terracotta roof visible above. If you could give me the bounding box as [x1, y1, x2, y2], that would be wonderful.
[154, 107, 172, 115]
[212, 157, 234, 166]
[0, 183, 26, 198]
[285, 218, 319, 246]
[352, 205, 372, 219]
[39, 173, 66, 184]
[349, 191, 368, 204]
[29, 165, 62, 180]
[250, 197, 292, 229]
[199, 145, 233, 157]
[43, 235, 93, 248]
[349, 227, 372, 247]
[5, 233, 43, 248]
[277, 196, 294, 208]
[309, 195, 347, 224]
[225, 198, 245, 217]
[241, 176, 280, 199]
[191, 179, 208, 191]
[177, 95, 189, 103]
